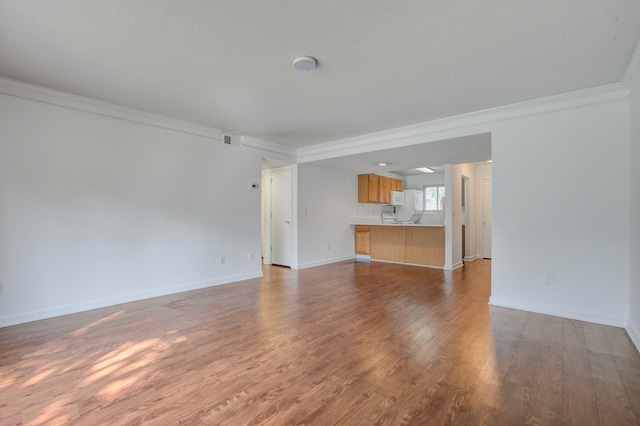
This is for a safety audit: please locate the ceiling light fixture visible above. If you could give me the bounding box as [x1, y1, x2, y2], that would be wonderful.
[416, 167, 434, 173]
[378, 162, 388, 167]
[293, 56, 317, 71]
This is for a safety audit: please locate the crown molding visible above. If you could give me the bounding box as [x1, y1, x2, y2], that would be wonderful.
[240, 135, 297, 162]
[623, 38, 640, 92]
[297, 83, 628, 163]
[0, 77, 224, 141]
[1, 75, 630, 163]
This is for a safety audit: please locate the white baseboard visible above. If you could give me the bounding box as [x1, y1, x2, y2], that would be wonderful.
[0, 271, 263, 328]
[488, 297, 627, 328]
[627, 321, 640, 353]
[444, 261, 464, 271]
[463, 255, 478, 262]
[369, 259, 443, 270]
[294, 255, 356, 270]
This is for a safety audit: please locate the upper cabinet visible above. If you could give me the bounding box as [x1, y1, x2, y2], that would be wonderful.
[368, 174, 380, 203]
[380, 176, 393, 204]
[359, 174, 378, 203]
[358, 174, 403, 204]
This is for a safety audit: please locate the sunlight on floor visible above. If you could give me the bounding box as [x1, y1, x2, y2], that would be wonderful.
[7, 323, 189, 424]
[70, 311, 125, 337]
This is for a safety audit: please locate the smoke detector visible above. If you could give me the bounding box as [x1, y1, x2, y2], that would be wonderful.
[293, 56, 317, 71]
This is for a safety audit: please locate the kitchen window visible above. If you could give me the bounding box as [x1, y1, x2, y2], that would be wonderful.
[423, 185, 445, 211]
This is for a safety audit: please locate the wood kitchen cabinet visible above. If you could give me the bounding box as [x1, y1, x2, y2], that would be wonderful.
[358, 174, 380, 203]
[379, 176, 391, 204]
[358, 175, 369, 203]
[368, 175, 380, 203]
[359, 225, 444, 268]
[358, 174, 403, 204]
[355, 225, 370, 255]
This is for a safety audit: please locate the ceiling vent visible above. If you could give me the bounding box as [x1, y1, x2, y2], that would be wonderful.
[222, 134, 239, 147]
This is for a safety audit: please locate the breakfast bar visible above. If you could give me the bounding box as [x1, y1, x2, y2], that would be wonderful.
[351, 221, 445, 268]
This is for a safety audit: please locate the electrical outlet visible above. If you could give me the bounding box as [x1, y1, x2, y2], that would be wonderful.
[220, 256, 225, 265]
[248, 253, 253, 261]
[328, 244, 331, 251]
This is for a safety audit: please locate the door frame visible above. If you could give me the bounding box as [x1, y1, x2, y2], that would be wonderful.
[262, 165, 297, 268]
[481, 177, 492, 259]
[461, 175, 471, 260]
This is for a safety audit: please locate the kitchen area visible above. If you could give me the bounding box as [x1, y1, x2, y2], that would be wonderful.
[350, 173, 445, 268]
[265, 138, 491, 271]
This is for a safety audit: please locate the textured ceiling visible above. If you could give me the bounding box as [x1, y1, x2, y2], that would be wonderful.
[1, 1, 639, 149]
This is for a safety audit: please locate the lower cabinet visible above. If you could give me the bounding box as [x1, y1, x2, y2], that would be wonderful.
[355, 225, 370, 255]
[367, 226, 444, 267]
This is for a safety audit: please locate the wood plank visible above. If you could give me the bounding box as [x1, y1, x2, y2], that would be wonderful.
[562, 384, 599, 426]
[620, 371, 640, 421]
[563, 318, 587, 348]
[589, 351, 637, 421]
[526, 341, 563, 422]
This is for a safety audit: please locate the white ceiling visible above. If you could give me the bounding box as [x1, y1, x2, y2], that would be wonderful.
[307, 133, 491, 176]
[1, 1, 639, 151]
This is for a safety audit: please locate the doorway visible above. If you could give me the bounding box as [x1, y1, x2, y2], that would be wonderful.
[265, 165, 293, 267]
[461, 176, 470, 261]
[481, 178, 492, 259]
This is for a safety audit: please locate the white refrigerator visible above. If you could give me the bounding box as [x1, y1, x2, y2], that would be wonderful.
[396, 189, 423, 222]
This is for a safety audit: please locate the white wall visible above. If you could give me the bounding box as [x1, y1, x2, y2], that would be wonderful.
[403, 173, 444, 190]
[299, 89, 630, 327]
[2, 75, 634, 334]
[0, 93, 263, 327]
[296, 164, 359, 268]
[628, 68, 640, 347]
[490, 98, 630, 326]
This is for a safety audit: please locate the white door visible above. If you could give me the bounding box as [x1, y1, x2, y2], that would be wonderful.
[482, 178, 492, 259]
[271, 167, 292, 267]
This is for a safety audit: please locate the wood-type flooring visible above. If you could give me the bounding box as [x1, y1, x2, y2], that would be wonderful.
[1, 260, 639, 425]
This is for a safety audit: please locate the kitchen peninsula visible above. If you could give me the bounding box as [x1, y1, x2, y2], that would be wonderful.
[351, 221, 444, 268]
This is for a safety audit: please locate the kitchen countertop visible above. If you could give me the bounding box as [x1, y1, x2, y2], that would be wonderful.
[349, 218, 443, 227]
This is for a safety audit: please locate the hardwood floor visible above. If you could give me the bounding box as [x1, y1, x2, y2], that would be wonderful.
[1, 260, 639, 425]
